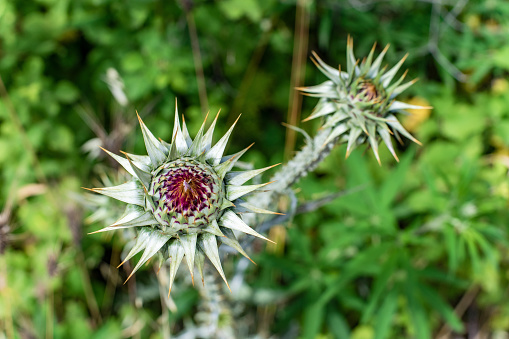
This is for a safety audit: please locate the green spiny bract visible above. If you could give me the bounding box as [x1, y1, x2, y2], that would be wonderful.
[299, 36, 430, 163]
[86, 102, 277, 295]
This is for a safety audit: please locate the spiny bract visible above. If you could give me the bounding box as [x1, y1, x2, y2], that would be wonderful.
[299, 36, 430, 163]
[86, 102, 277, 295]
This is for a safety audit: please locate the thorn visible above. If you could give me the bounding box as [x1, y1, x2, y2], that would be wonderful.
[375, 153, 381, 166]
[136, 110, 144, 126]
[87, 228, 111, 235]
[370, 41, 377, 53]
[99, 146, 110, 154]
[117, 258, 128, 269]
[225, 280, 232, 293]
[81, 187, 100, 192]
[232, 113, 242, 126]
[123, 268, 136, 285]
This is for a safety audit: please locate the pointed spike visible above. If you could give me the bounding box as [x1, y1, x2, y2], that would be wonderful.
[167, 240, 185, 296]
[368, 43, 390, 78]
[159, 138, 171, 153]
[114, 204, 145, 225]
[112, 209, 158, 228]
[390, 78, 419, 99]
[125, 229, 172, 283]
[364, 42, 377, 69]
[214, 143, 254, 179]
[172, 100, 188, 154]
[118, 228, 152, 269]
[302, 99, 339, 122]
[381, 53, 408, 87]
[179, 234, 198, 284]
[322, 124, 348, 146]
[121, 152, 152, 172]
[220, 199, 236, 211]
[386, 114, 422, 145]
[225, 163, 280, 186]
[137, 112, 167, 168]
[226, 181, 273, 201]
[167, 137, 179, 161]
[198, 233, 231, 292]
[367, 124, 381, 165]
[89, 210, 158, 234]
[187, 113, 209, 157]
[347, 59, 360, 83]
[389, 101, 433, 111]
[126, 157, 152, 189]
[219, 227, 255, 265]
[310, 51, 340, 82]
[233, 200, 283, 215]
[205, 114, 241, 165]
[378, 127, 399, 162]
[386, 69, 408, 95]
[345, 128, 363, 158]
[202, 219, 225, 237]
[202, 109, 220, 152]
[321, 111, 349, 130]
[181, 116, 193, 147]
[297, 81, 339, 98]
[346, 35, 358, 76]
[84, 181, 145, 206]
[219, 210, 275, 244]
[195, 249, 206, 286]
[100, 147, 135, 176]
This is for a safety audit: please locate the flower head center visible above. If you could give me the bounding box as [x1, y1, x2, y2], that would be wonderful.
[359, 80, 380, 102]
[166, 172, 210, 212]
[150, 158, 224, 228]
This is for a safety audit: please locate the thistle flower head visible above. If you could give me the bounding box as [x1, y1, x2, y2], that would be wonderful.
[299, 37, 430, 163]
[86, 102, 277, 294]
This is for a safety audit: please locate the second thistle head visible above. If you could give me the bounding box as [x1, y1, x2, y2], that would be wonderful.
[299, 36, 430, 164]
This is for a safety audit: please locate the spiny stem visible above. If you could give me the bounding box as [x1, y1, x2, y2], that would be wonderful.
[248, 127, 335, 215]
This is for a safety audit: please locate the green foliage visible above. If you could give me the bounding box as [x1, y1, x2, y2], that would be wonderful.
[2, 0, 509, 338]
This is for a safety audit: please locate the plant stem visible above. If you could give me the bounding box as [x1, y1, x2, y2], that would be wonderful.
[248, 127, 335, 215]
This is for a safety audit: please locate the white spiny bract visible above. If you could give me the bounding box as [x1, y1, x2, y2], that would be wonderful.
[299, 37, 430, 163]
[86, 103, 277, 295]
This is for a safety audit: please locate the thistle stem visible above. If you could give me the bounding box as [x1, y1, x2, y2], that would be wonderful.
[248, 127, 335, 214]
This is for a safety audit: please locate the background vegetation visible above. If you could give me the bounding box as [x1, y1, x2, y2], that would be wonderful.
[2, 0, 509, 338]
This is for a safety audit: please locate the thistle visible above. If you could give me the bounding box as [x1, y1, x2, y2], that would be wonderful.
[299, 37, 430, 163]
[85, 103, 277, 295]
